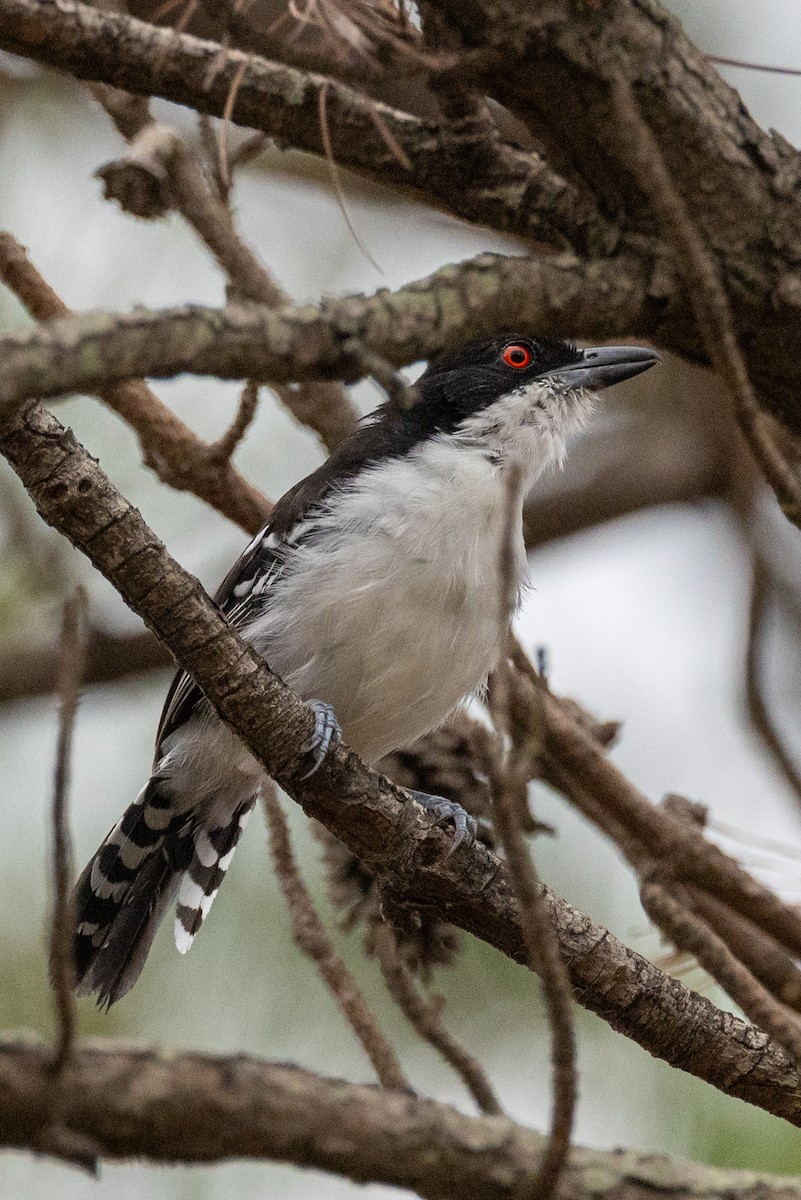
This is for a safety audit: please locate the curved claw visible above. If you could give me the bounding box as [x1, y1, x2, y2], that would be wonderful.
[299, 699, 343, 779]
[407, 789, 477, 854]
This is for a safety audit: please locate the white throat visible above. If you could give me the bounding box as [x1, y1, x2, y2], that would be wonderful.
[451, 380, 596, 485]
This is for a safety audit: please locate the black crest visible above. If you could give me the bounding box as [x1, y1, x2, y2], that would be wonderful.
[413, 333, 582, 434]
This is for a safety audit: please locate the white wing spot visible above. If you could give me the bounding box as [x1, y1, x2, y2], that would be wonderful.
[90, 859, 127, 900]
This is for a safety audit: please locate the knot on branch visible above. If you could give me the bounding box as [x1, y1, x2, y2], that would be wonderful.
[96, 125, 181, 219]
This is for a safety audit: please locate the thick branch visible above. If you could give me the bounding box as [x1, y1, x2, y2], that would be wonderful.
[0, 0, 610, 256]
[0, 252, 661, 408]
[3, 401, 801, 1125]
[7, 1038, 801, 1200]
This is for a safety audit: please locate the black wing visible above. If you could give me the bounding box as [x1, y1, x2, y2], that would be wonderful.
[154, 525, 287, 751]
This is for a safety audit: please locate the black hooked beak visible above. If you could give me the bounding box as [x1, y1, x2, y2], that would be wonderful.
[543, 344, 661, 390]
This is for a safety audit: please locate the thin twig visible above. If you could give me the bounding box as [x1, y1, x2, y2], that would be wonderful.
[49, 585, 88, 1073]
[217, 57, 247, 194]
[708, 54, 801, 78]
[209, 378, 260, 462]
[609, 78, 801, 529]
[372, 922, 503, 1114]
[745, 555, 801, 808]
[228, 130, 268, 170]
[488, 461, 576, 1200]
[318, 80, 383, 274]
[260, 786, 409, 1091]
[173, 0, 200, 33]
[365, 103, 412, 171]
[350, 345, 418, 410]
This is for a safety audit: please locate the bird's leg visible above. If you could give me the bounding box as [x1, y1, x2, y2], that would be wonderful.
[299, 699, 343, 778]
[406, 790, 477, 854]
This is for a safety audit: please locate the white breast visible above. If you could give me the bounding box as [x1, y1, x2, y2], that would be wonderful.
[244, 437, 528, 763]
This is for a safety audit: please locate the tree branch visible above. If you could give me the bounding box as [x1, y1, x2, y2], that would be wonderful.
[0, 251, 661, 408]
[0, 0, 610, 256]
[92, 84, 359, 451]
[0, 231, 270, 534]
[0, 626, 170, 705]
[608, 78, 801, 530]
[6, 1037, 801, 1197]
[6, 0, 801, 433]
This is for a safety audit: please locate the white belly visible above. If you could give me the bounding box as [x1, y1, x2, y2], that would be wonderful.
[245, 439, 528, 763]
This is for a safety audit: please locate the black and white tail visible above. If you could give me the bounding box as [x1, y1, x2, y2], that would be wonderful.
[71, 777, 254, 1007]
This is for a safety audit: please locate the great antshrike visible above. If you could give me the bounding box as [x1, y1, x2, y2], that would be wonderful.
[71, 333, 659, 1005]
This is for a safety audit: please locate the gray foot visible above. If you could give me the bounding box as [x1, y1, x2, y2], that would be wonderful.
[300, 700, 343, 779]
[408, 789, 477, 854]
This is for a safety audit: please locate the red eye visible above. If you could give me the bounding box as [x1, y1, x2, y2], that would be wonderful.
[502, 343, 532, 369]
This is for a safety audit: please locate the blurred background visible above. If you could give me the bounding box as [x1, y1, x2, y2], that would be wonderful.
[2, 0, 801, 1194]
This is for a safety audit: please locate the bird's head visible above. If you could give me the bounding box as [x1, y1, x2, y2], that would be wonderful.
[411, 333, 661, 477]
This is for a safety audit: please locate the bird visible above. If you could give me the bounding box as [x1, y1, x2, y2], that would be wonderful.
[70, 332, 660, 1005]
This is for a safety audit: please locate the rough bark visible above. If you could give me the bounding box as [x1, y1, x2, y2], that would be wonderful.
[5, 1037, 801, 1198]
[0, 0, 608, 255]
[0, 253, 660, 406]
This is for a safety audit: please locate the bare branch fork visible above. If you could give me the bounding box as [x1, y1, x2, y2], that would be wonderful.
[0, 232, 271, 534]
[90, 82, 359, 452]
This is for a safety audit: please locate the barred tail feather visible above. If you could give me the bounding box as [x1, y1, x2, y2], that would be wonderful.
[75, 851, 182, 1007]
[71, 777, 192, 1007]
[174, 802, 254, 954]
[71, 778, 256, 1006]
